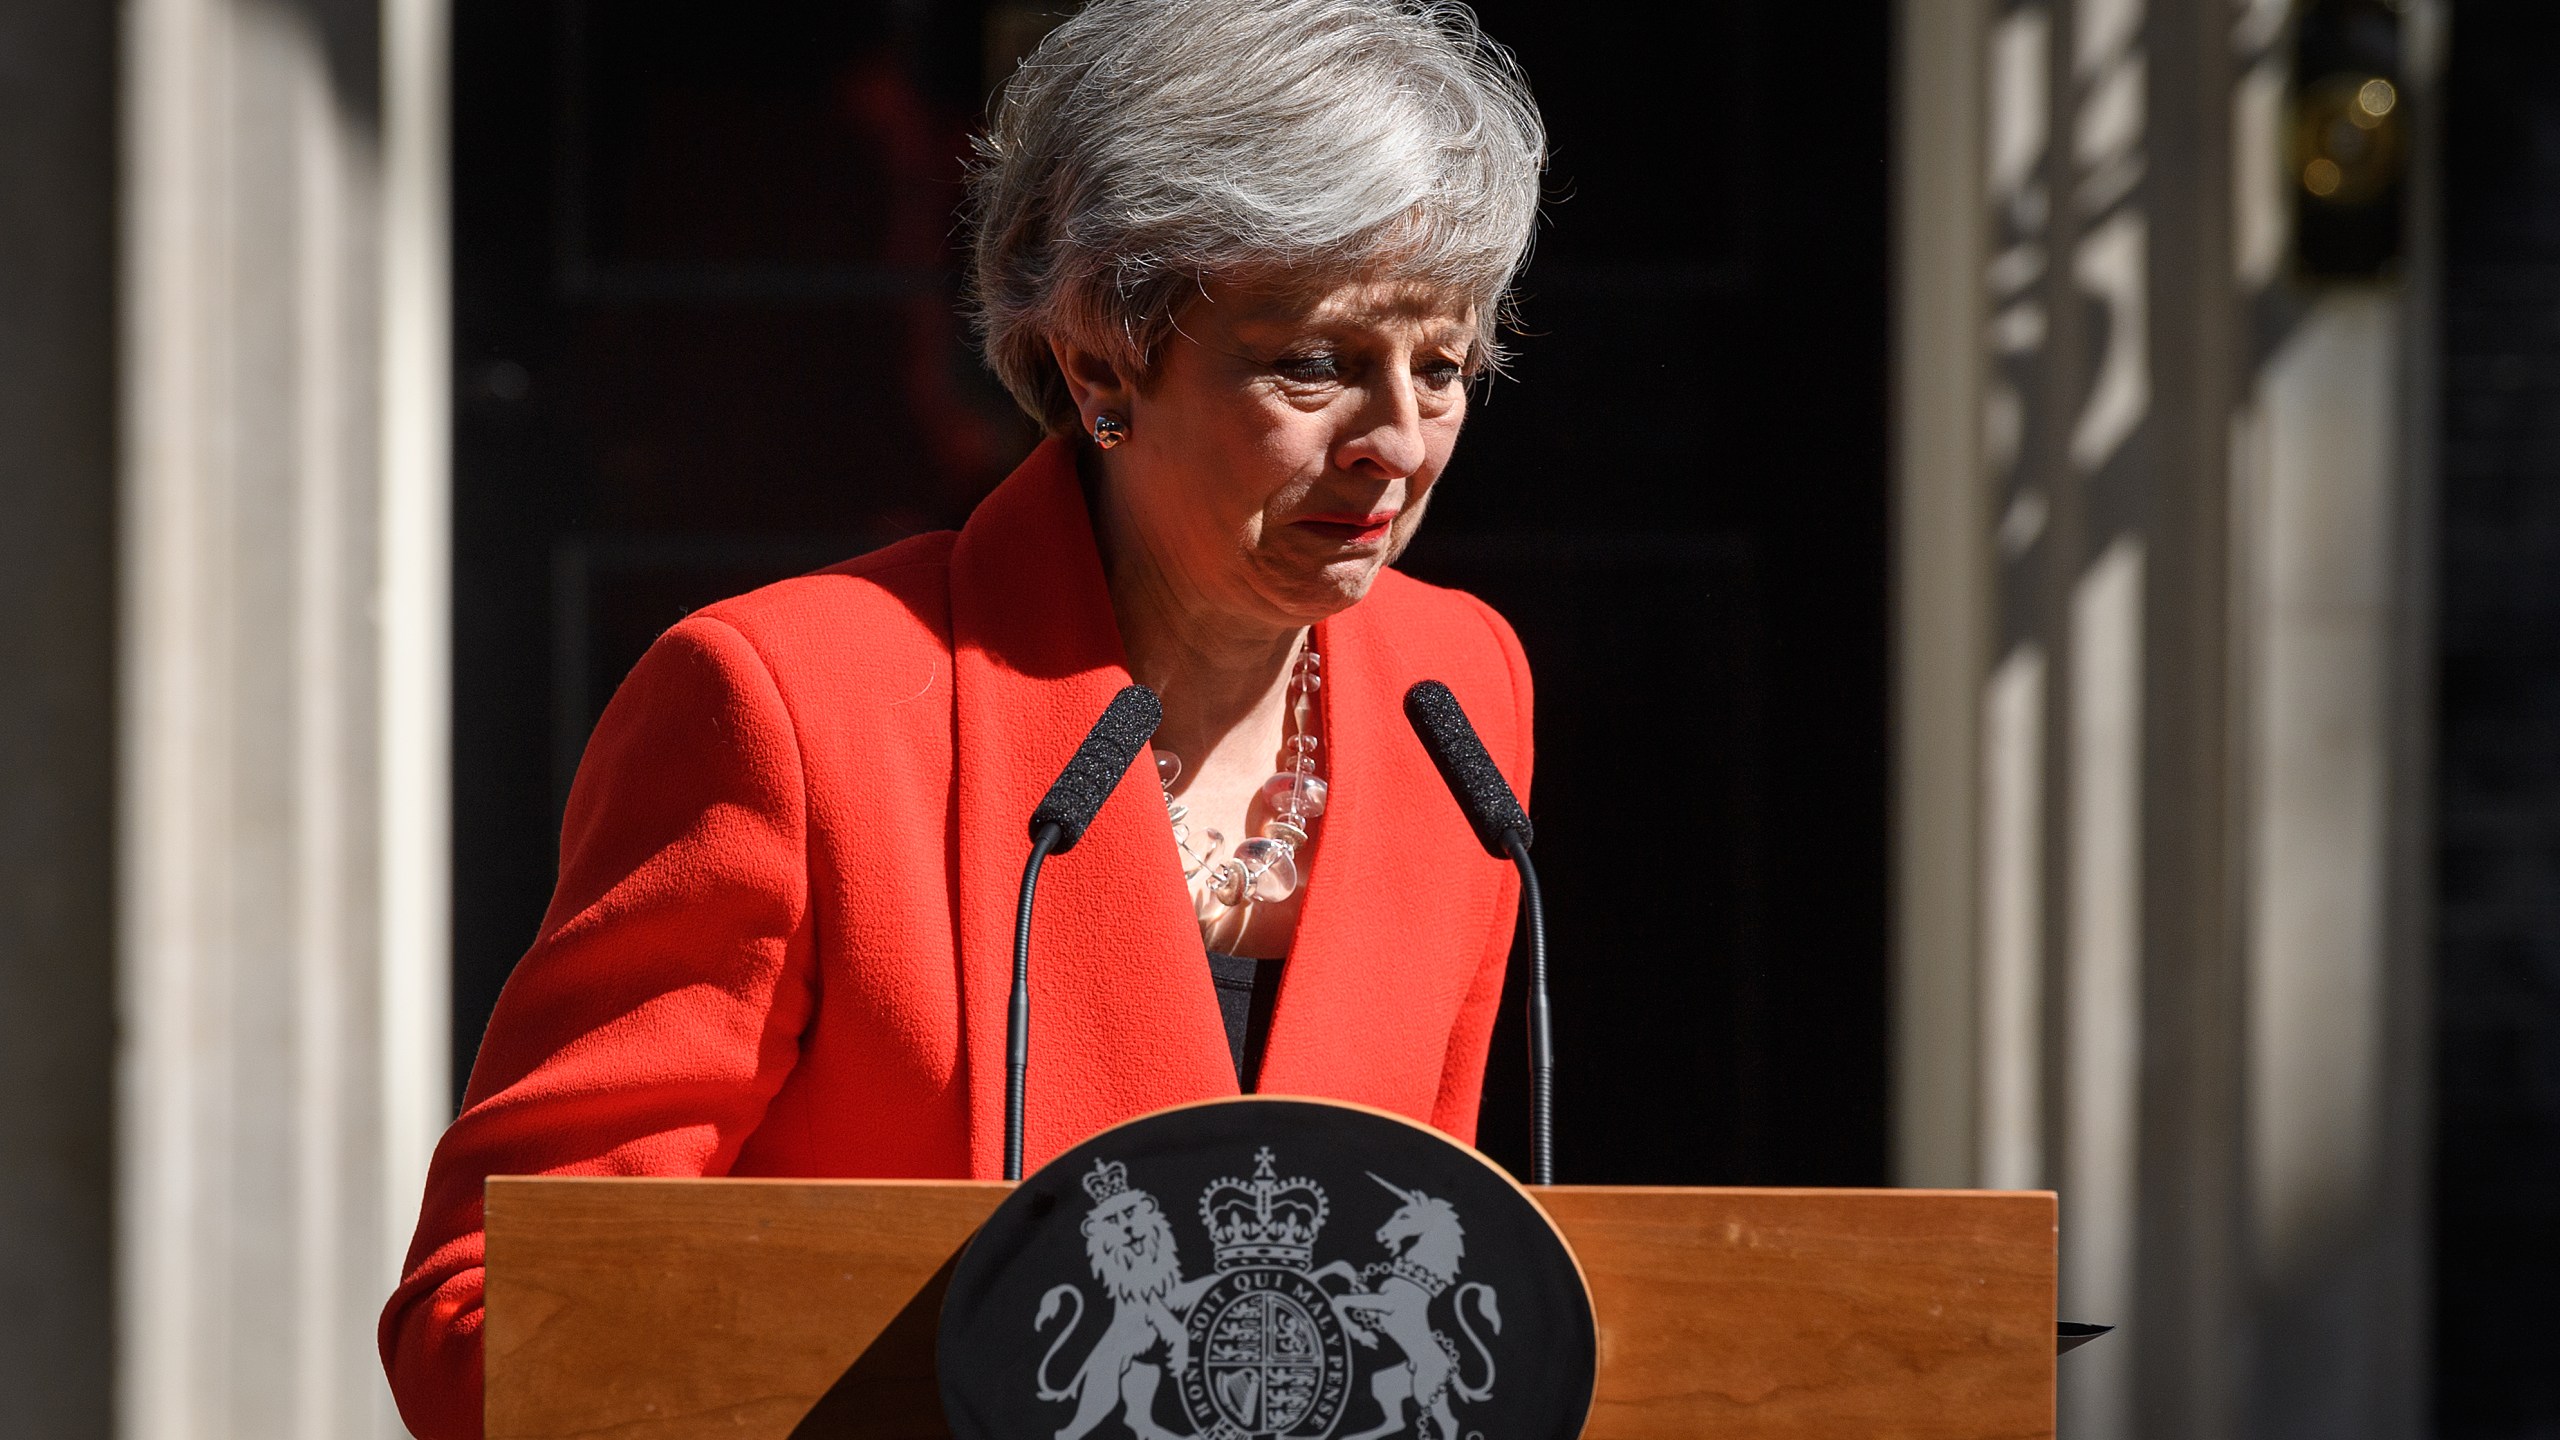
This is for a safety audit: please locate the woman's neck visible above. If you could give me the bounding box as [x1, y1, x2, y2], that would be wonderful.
[1084, 451, 1327, 961]
[1089, 460, 1304, 766]
[1105, 535, 1304, 765]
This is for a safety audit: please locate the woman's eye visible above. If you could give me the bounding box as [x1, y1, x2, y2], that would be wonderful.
[1419, 358, 1467, 389]
[1274, 353, 1342, 383]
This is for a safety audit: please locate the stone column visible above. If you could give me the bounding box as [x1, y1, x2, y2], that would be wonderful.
[1891, 1, 2439, 1435]
[117, 0, 448, 1434]
[1893, 0, 1994, 1194]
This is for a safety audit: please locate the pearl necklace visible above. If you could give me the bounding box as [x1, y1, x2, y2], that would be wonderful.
[1157, 644, 1328, 923]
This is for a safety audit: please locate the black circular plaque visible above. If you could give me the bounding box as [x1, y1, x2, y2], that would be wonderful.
[938, 1097, 1595, 1440]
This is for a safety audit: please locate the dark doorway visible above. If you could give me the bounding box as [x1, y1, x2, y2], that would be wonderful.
[449, 1, 1891, 1189]
[2434, 2, 2560, 1433]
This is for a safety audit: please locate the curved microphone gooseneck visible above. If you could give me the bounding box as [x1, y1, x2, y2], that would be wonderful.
[1007, 685, 1163, 1181]
[1402, 680, 1553, 1186]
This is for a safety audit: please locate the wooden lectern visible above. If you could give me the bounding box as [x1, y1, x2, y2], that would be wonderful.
[484, 1178, 2055, 1439]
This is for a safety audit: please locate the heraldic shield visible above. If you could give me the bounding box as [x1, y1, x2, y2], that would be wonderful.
[937, 1097, 1595, 1440]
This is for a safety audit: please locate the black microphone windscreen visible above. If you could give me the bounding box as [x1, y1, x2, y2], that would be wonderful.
[1403, 680, 1532, 857]
[1030, 685, 1163, 852]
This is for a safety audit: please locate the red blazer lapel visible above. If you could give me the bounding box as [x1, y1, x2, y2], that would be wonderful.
[948, 439, 1236, 1177]
[1254, 596, 1504, 1111]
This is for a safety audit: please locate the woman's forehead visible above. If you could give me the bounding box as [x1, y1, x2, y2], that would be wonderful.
[1193, 274, 1477, 339]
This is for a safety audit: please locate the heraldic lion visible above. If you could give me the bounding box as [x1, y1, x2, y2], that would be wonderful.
[1035, 1160, 1208, 1440]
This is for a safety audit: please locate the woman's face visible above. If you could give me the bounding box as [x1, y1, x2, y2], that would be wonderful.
[1068, 275, 1477, 632]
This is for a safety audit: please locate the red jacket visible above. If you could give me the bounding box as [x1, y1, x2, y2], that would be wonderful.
[379, 438, 1533, 1439]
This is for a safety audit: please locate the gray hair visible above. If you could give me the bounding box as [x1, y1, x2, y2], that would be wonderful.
[966, 0, 1547, 435]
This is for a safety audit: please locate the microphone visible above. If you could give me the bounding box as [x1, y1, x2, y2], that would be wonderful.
[1403, 680, 1533, 856]
[1008, 685, 1162, 1180]
[1028, 685, 1166, 853]
[1403, 680, 1554, 1186]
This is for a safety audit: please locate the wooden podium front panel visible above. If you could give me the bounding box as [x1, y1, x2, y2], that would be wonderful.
[484, 1177, 1008, 1440]
[1538, 1187, 2055, 1439]
[485, 1180, 2052, 1440]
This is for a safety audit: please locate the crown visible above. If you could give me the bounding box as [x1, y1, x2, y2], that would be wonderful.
[1081, 1158, 1131, 1205]
[1199, 1148, 1328, 1271]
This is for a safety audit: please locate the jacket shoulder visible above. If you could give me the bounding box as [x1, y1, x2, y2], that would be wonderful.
[688, 530, 956, 659]
[1363, 566, 1530, 684]
[656, 531, 960, 735]
[1357, 567, 1533, 781]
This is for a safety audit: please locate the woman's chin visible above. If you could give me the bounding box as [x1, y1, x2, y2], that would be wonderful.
[1254, 554, 1389, 624]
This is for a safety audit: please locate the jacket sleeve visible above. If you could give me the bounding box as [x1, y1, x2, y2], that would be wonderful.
[379, 614, 818, 1440]
[1432, 596, 1536, 1142]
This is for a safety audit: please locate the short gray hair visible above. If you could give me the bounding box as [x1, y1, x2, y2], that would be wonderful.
[967, 0, 1547, 434]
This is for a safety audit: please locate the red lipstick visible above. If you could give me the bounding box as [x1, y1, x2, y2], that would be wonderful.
[1295, 511, 1399, 544]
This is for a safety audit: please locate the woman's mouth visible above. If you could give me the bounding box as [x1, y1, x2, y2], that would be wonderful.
[1294, 511, 1399, 546]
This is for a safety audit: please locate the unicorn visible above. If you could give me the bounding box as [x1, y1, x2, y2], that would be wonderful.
[1309, 1175, 1501, 1440]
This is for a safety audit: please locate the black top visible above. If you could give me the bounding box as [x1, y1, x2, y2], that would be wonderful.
[1205, 950, 1285, 1090]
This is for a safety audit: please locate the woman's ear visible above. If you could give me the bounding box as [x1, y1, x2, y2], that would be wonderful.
[1048, 337, 1136, 433]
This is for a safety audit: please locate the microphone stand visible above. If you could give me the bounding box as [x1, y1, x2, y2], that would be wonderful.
[1003, 683, 1160, 1184]
[1006, 823, 1064, 1182]
[1400, 678, 1555, 1188]
[1504, 832, 1554, 1187]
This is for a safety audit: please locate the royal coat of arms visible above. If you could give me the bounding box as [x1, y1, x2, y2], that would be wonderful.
[1029, 1147, 1501, 1440]
[935, 1098, 1593, 1440]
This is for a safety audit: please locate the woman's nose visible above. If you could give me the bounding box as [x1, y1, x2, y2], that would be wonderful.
[1336, 372, 1428, 480]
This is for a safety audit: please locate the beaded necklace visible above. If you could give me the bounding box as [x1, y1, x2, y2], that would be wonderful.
[1157, 642, 1327, 927]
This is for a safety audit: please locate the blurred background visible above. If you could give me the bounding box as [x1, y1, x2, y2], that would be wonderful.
[0, 0, 2549, 1435]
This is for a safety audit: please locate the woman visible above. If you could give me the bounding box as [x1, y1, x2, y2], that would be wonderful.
[381, 1, 1546, 1434]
